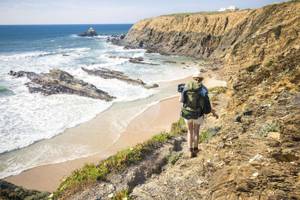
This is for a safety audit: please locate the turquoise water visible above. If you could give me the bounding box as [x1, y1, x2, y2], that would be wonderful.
[0, 24, 132, 52]
[0, 25, 198, 178]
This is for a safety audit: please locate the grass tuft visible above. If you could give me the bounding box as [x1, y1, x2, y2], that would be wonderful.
[113, 189, 131, 200]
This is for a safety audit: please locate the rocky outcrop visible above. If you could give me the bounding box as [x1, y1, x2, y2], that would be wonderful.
[107, 55, 159, 65]
[0, 180, 50, 200]
[129, 57, 159, 65]
[123, 1, 300, 68]
[78, 27, 98, 37]
[106, 34, 125, 44]
[81, 67, 159, 89]
[9, 69, 115, 101]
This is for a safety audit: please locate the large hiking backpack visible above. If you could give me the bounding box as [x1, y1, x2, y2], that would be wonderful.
[181, 81, 211, 119]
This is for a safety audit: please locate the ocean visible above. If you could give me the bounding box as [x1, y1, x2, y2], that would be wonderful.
[0, 24, 197, 178]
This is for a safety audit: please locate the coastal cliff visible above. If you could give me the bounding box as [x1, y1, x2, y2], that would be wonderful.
[124, 1, 300, 69]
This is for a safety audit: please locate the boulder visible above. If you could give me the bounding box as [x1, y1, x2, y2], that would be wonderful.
[78, 27, 98, 37]
[81, 67, 159, 89]
[10, 69, 115, 101]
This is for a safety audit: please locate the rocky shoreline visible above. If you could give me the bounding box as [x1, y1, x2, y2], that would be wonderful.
[81, 67, 159, 89]
[9, 69, 115, 101]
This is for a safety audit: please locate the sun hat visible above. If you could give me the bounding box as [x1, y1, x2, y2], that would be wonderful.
[192, 72, 204, 80]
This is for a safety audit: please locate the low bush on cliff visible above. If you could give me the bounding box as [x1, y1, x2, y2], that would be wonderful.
[209, 86, 227, 95]
[199, 126, 221, 143]
[54, 118, 186, 198]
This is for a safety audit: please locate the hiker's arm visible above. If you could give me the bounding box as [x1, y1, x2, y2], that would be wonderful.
[211, 109, 219, 119]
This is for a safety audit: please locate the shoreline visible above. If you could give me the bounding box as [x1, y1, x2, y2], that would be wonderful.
[5, 94, 183, 192]
[5, 71, 226, 192]
[0, 73, 193, 179]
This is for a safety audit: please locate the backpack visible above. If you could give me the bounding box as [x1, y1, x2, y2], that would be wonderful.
[181, 81, 211, 119]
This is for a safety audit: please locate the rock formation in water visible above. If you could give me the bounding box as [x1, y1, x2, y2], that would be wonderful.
[81, 67, 159, 89]
[106, 34, 126, 44]
[128, 57, 159, 65]
[107, 55, 159, 65]
[9, 69, 115, 101]
[78, 27, 98, 37]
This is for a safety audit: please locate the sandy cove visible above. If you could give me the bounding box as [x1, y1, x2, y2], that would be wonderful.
[5, 71, 226, 192]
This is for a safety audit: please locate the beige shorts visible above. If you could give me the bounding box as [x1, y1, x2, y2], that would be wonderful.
[184, 116, 204, 125]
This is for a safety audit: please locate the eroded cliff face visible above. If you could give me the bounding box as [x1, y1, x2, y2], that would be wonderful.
[124, 1, 300, 69]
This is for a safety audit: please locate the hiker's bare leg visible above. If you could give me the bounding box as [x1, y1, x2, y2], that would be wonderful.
[193, 123, 200, 150]
[187, 121, 194, 151]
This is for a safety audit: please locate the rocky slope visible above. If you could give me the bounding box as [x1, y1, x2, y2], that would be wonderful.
[131, 48, 300, 200]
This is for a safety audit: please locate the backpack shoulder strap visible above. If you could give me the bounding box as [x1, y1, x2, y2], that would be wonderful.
[199, 84, 208, 96]
[186, 80, 200, 91]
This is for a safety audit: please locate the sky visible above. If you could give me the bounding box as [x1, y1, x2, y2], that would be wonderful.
[0, 0, 287, 25]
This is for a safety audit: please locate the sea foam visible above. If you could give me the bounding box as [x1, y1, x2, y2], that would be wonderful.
[0, 34, 197, 178]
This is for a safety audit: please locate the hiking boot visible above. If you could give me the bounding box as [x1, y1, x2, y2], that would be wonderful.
[189, 148, 197, 158]
[193, 147, 199, 154]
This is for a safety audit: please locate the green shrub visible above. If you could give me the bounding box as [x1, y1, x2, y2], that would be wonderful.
[209, 86, 227, 95]
[167, 153, 183, 165]
[199, 127, 221, 143]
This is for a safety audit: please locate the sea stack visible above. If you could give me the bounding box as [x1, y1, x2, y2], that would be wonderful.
[78, 27, 98, 37]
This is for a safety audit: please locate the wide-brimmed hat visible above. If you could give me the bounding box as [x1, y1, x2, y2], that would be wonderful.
[192, 72, 204, 81]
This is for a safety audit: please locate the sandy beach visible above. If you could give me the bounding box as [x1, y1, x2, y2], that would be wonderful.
[5, 94, 182, 192]
[5, 72, 226, 192]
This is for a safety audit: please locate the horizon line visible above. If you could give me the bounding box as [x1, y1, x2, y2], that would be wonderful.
[0, 23, 134, 26]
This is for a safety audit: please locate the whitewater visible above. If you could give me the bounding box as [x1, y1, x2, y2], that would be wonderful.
[0, 25, 198, 178]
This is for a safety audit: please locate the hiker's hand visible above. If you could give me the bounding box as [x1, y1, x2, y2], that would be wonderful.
[213, 112, 219, 119]
[212, 109, 219, 119]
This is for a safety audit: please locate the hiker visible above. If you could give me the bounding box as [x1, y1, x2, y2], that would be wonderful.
[179, 72, 218, 158]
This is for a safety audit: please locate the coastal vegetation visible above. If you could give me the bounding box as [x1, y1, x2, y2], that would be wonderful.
[54, 118, 187, 198]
